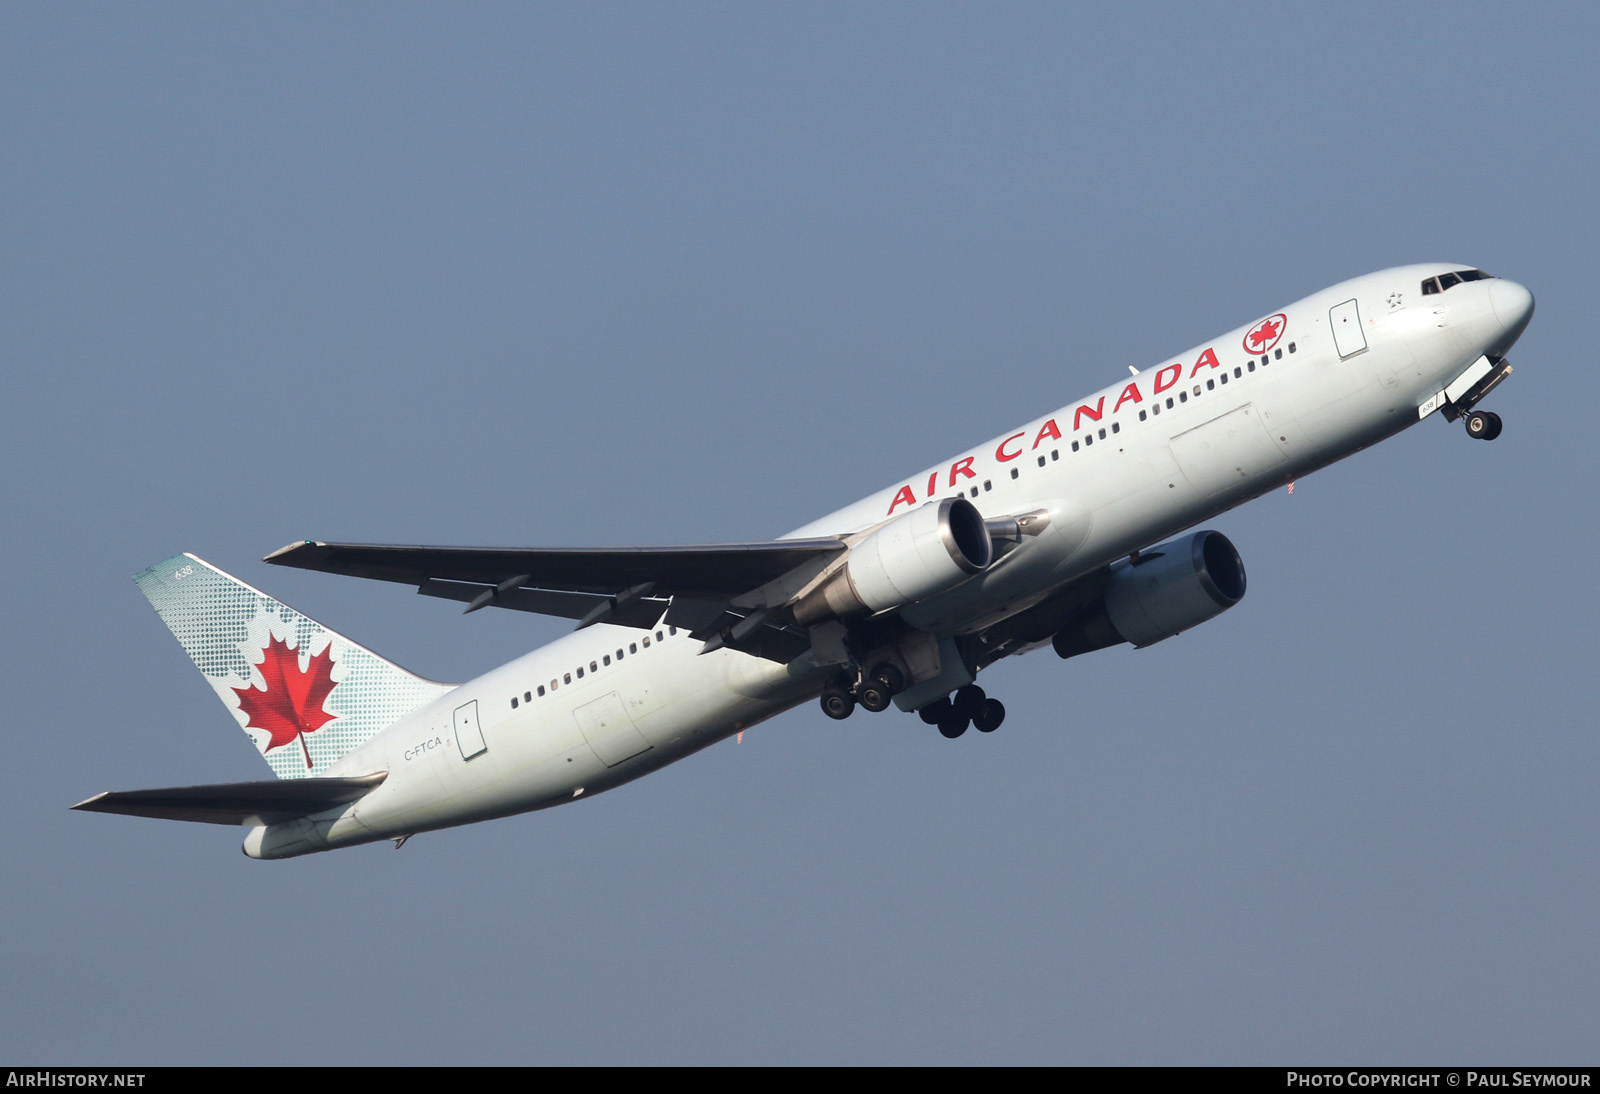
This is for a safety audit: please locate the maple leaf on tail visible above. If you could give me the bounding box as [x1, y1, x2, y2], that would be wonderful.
[232, 635, 339, 769]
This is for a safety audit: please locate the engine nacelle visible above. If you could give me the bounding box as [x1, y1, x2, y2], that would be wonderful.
[793, 498, 992, 624]
[1052, 530, 1246, 657]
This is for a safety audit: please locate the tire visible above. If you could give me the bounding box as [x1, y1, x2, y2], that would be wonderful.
[869, 662, 905, 695]
[953, 683, 986, 719]
[938, 714, 968, 739]
[820, 688, 855, 720]
[918, 697, 952, 725]
[973, 698, 1006, 733]
[1483, 411, 1503, 440]
[857, 681, 892, 713]
[1466, 411, 1490, 439]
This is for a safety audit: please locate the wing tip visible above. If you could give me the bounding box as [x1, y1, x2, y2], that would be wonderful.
[263, 540, 324, 564]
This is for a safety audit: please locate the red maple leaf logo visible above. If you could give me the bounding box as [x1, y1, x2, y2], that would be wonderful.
[1243, 314, 1287, 354]
[232, 635, 339, 770]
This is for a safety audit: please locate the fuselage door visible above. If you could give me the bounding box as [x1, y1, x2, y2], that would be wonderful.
[453, 700, 487, 760]
[1330, 298, 1368, 358]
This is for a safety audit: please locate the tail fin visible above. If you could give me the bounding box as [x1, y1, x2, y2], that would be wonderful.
[135, 554, 455, 780]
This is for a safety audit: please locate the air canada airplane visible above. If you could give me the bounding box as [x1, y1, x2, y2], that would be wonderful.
[76, 264, 1534, 859]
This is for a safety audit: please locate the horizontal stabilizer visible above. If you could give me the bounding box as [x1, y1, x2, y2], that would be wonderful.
[72, 773, 387, 827]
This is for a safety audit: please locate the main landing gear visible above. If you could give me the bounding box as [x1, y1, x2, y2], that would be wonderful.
[819, 663, 904, 721]
[916, 684, 1005, 739]
[817, 667, 1006, 739]
[1464, 410, 1503, 441]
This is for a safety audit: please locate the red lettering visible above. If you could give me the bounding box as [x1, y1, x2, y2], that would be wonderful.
[995, 432, 1026, 462]
[926, 472, 938, 498]
[1113, 382, 1143, 411]
[948, 457, 976, 485]
[1032, 419, 1062, 449]
[1154, 363, 1181, 393]
[1073, 397, 1105, 432]
[1188, 347, 1221, 377]
[888, 485, 917, 514]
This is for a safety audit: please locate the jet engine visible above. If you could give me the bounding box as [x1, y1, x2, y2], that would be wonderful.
[793, 498, 992, 624]
[1052, 530, 1246, 658]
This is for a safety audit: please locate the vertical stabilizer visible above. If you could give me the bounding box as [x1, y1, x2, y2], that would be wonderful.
[135, 554, 455, 779]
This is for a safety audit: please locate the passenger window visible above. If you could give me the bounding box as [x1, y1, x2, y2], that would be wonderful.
[1274, 348, 1282, 360]
[1010, 468, 1018, 479]
[970, 486, 979, 497]
[511, 697, 518, 709]
[1097, 428, 1106, 439]
[1288, 342, 1296, 353]
[1072, 440, 1080, 452]
[1152, 403, 1161, 415]
[590, 661, 597, 672]
[656, 630, 664, 642]
[524, 691, 531, 703]
[1220, 374, 1228, 385]
[603, 654, 611, 666]
[1247, 361, 1255, 372]
[1037, 455, 1046, 467]
[1179, 391, 1187, 402]
[563, 673, 571, 685]
[1085, 435, 1093, 446]
[1051, 449, 1059, 460]
[1166, 397, 1174, 408]
[983, 480, 992, 491]
[1139, 410, 1147, 421]
[550, 679, 558, 691]
[576, 667, 584, 679]
[1206, 379, 1215, 390]
[537, 685, 546, 697]
[642, 637, 650, 648]
[629, 643, 637, 654]
[1234, 367, 1241, 378]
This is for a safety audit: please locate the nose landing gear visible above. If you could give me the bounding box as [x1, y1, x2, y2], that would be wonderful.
[1465, 410, 1502, 440]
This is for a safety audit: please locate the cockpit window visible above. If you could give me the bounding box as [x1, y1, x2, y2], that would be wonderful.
[1422, 268, 1491, 295]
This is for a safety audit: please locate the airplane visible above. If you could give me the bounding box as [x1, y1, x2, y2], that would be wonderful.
[75, 263, 1535, 859]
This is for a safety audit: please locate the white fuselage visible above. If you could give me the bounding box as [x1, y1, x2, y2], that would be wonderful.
[244, 264, 1532, 859]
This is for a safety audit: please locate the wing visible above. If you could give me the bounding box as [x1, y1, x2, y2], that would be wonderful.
[72, 773, 387, 826]
[264, 538, 849, 661]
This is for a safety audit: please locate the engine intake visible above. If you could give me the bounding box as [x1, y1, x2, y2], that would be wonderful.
[793, 498, 992, 624]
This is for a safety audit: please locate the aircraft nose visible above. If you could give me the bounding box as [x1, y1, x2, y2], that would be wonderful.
[1489, 278, 1535, 346]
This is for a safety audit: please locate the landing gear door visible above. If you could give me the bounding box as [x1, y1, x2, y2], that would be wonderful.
[1330, 298, 1368, 358]
[453, 700, 487, 760]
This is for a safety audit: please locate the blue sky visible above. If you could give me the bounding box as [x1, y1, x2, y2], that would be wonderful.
[3, 3, 1596, 1064]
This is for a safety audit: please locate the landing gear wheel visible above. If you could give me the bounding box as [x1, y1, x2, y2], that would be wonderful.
[938, 714, 969, 739]
[973, 698, 1006, 733]
[1465, 410, 1493, 440]
[820, 687, 856, 721]
[1482, 411, 1503, 440]
[953, 684, 987, 720]
[869, 662, 904, 695]
[918, 697, 952, 726]
[857, 680, 892, 713]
